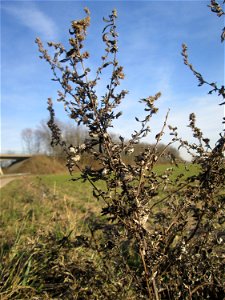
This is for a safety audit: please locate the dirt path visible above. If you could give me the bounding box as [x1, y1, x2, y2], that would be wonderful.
[0, 177, 16, 189]
[0, 174, 30, 189]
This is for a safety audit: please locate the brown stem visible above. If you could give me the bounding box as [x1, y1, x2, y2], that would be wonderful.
[139, 248, 153, 299]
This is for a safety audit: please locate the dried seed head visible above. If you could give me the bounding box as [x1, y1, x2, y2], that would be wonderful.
[112, 9, 117, 18]
[79, 144, 86, 150]
[102, 168, 108, 175]
[71, 155, 81, 162]
[69, 146, 77, 153]
[126, 147, 134, 155]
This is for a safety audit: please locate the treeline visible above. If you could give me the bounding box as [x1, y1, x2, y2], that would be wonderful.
[21, 120, 88, 156]
[21, 120, 182, 164]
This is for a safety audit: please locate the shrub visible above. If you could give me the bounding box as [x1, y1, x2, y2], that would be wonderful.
[34, 2, 224, 299]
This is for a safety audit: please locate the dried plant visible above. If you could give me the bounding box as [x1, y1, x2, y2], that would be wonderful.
[35, 2, 225, 299]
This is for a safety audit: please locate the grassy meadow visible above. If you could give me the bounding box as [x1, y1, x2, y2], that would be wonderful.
[0, 163, 199, 249]
[0, 163, 223, 299]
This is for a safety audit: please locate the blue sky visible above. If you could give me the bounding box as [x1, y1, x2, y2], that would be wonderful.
[1, 0, 224, 159]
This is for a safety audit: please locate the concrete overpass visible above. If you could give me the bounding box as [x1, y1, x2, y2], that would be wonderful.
[0, 154, 32, 175]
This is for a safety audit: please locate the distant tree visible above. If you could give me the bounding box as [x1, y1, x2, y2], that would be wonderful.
[21, 120, 88, 156]
[34, 120, 52, 154]
[21, 128, 36, 154]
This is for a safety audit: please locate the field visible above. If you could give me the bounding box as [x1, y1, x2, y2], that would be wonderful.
[0, 164, 199, 250]
[0, 163, 224, 299]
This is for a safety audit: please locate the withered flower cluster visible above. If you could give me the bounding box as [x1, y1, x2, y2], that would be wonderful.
[36, 3, 225, 299]
[208, 0, 225, 41]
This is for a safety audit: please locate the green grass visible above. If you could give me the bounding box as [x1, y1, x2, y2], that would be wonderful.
[0, 164, 200, 251]
[1, 163, 224, 299]
[153, 162, 199, 176]
[0, 174, 101, 254]
[0, 172, 125, 299]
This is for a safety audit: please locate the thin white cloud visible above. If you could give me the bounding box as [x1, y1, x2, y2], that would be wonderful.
[2, 2, 58, 40]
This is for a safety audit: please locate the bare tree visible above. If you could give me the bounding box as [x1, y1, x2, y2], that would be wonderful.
[21, 128, 35, 154]
[21, 120, 88, 156]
